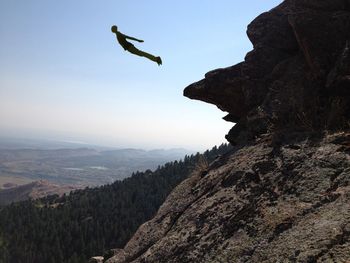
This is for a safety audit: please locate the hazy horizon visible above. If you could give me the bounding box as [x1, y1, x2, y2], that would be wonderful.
[0, 0, 282, 151]
[0, 132, 197, 152]
[0, 124, 230, 151]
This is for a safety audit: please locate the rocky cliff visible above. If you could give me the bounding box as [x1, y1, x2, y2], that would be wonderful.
[185, 0, 350, 145]
[104, 0, 350, 262]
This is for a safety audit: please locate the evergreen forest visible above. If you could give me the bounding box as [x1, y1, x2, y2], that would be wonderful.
[0, 143, 232, 263]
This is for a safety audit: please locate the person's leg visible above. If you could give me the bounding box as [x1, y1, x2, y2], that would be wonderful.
[127, 46, 161, 65]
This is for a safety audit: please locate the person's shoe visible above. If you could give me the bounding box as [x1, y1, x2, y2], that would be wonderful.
[156, 56, 162, 66]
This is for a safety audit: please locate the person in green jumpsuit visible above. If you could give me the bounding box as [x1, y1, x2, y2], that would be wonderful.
[111, 25, 162, 66]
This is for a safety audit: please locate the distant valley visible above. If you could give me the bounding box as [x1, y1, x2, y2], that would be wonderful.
[0, 144, 192, 188]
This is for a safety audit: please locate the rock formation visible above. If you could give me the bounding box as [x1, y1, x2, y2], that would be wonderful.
[104, 0, 350, 262]
[185, 0, 350, 145]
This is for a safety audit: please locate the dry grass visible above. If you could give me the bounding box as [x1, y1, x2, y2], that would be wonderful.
[195, 155, 209, 172]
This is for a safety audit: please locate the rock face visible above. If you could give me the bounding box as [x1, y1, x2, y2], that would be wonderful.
[107, 133, 350, 263]
[106, 132, 350, 263]
[185, 0, 350, 144]
[106, 0, 350, 262]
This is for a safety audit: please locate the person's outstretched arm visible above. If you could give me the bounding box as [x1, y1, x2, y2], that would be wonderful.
[124, 35, 144, 42]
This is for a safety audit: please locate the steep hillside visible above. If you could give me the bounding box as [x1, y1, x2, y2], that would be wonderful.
[105, 132, 350, 263]
[104, 0, 350, 262]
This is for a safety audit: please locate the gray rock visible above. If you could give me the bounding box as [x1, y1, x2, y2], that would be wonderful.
[105, 132, 350, 263]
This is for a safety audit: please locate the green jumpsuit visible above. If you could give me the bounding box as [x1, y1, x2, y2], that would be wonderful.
[111, 25, 162, 65]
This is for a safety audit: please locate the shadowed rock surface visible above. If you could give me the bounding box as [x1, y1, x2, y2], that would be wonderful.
[104, 0, 350, 262]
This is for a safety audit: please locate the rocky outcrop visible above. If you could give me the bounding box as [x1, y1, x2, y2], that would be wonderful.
[105, 0, 350, 262]
[185, 0, 350, 144]
[105, 132, 350, 263]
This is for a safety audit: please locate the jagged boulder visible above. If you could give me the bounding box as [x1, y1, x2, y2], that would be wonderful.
[184, 64, 246, 123]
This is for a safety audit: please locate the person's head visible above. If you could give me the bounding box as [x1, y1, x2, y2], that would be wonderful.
[111, 25, 118, 33]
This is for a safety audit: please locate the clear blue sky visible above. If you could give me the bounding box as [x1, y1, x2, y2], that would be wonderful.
[0, 0, 282, 150]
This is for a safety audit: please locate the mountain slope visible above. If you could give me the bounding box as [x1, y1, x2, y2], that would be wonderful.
[0, 180, 76, 206]
[106, 132, 350, 263]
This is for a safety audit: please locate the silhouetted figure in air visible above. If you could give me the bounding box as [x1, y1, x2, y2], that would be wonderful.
[111, 25, 162, 66]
